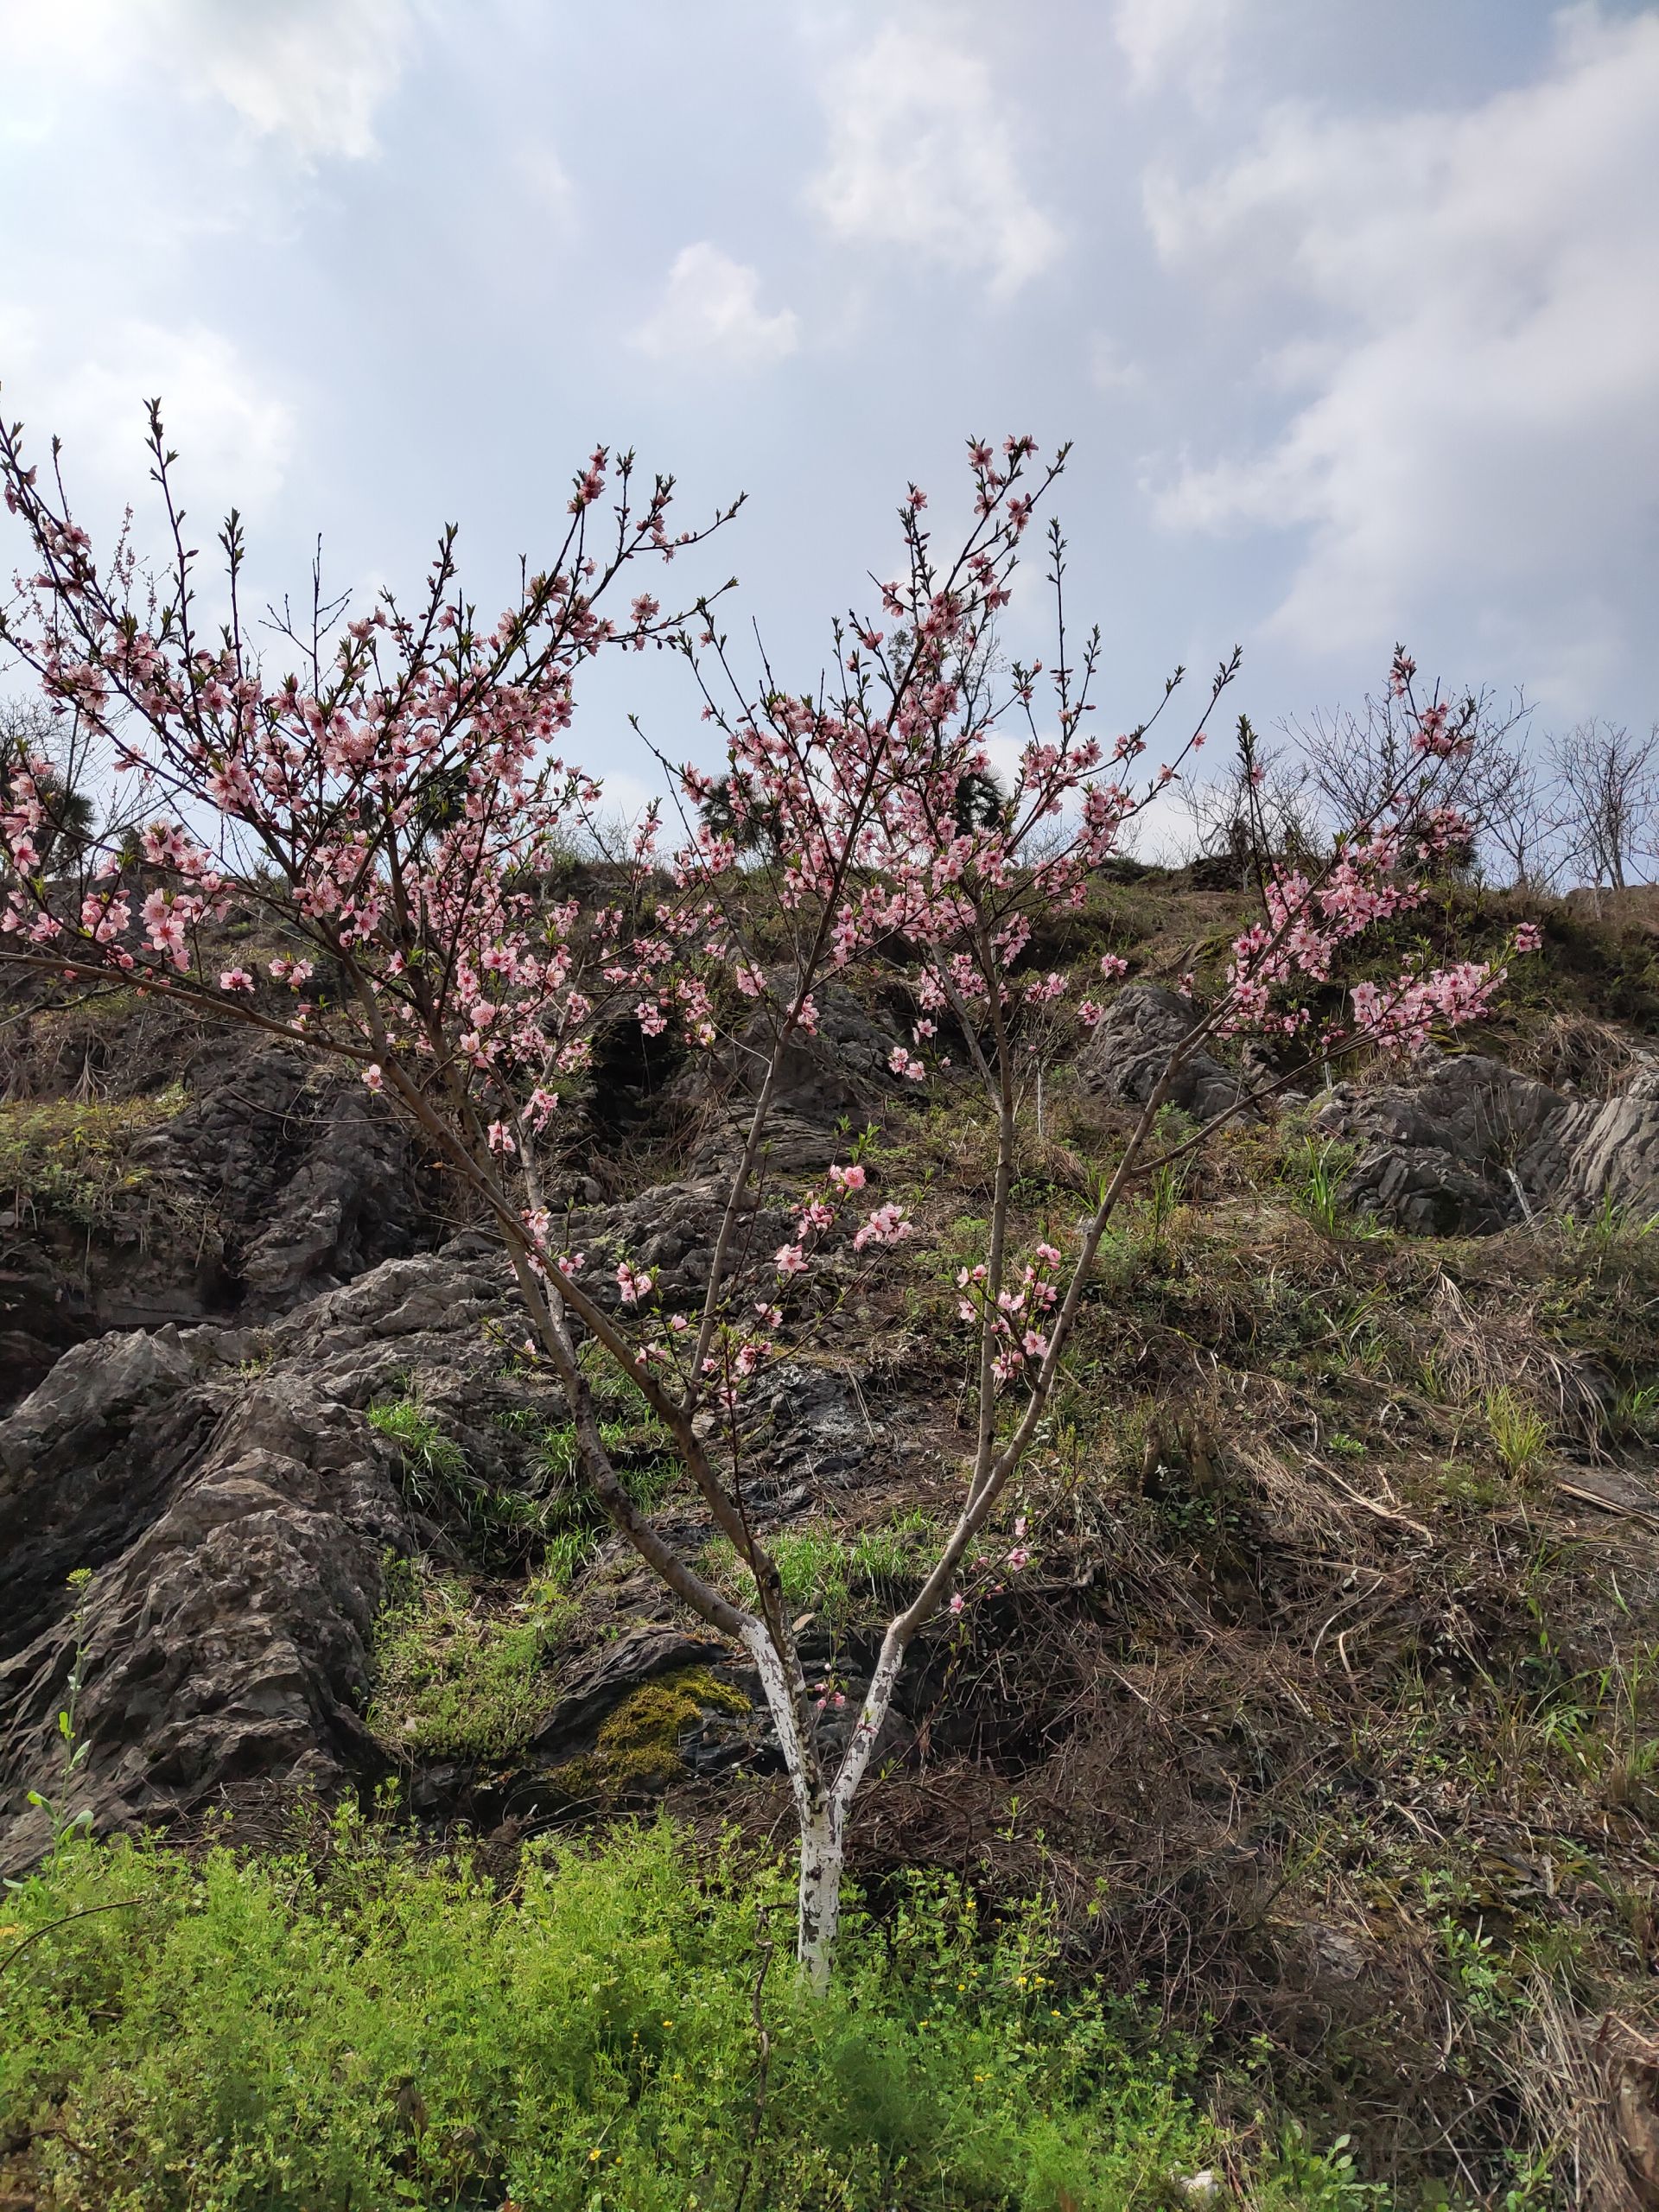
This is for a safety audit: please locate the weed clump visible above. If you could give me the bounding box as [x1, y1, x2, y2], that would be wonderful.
[702, 1511, 939, 1624]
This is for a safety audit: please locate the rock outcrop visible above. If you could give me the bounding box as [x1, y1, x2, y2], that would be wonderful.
[1315, 1049, 1659, 1236]
[1, 1042, 433, 1408]
[0, 1212, 933, 1872]
[0, 1244, 531, 1872]
[0, 1311, 426, 1870]
[1079, 982, 1251, 1127]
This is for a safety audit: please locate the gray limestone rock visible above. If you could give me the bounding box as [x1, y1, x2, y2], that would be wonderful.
[0, 1340, 412, 1872]
[1078, 983, 1250, 1128]
[1315, 1048, 1659, 1235]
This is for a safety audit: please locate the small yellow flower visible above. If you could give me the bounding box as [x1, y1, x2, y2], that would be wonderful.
[589, 2149, 602, 2163]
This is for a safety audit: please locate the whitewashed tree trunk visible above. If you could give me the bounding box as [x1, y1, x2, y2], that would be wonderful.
[796, 1804, 845, 1995]
[742, 1617, 912, 1987]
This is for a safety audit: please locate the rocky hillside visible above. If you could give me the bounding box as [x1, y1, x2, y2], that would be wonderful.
[4, 872, 1659, 2205]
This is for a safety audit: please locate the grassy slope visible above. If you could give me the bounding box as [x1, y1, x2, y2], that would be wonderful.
[4, 875, 1658, 2207]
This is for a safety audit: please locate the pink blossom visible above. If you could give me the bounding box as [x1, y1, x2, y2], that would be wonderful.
[0, 425, 1535, 1813]
[1351, 959, 1503, 1053]
[853, 1202, 912, 1252]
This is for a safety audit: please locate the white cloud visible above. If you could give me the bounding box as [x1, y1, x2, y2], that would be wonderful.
[1142, 4, 1659, 682]
[1089, 335, 1145, 395]
[1113, 0, 1240, 102]
[515, 143, 578, 233]
[3, 313, 296, 518]
[0, 0, 416, 159]
[807, 22, 1060, 302]
[633, 243, 800, 371]
[175, 0, 417, 160]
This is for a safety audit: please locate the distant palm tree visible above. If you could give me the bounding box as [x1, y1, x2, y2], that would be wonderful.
[1, 697, 99, 871]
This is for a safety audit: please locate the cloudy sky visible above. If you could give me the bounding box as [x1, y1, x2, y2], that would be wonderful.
[3, 0, 1656, 820]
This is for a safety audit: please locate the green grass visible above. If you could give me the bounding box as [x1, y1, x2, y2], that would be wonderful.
[1484, 1386, 1549, 1479]
[532, 1416, 679, 1518]
[1563, 1189, 1659, 1261]
[0, 1815, 1378, 2212]
[534, 1526, 601, 1595]
[1281, 1137, 1365, 1242]
[372, 1390, 606, 1556]
[702, 1510, 939, 1623]
[495, 1341, 683, 1531]
[0, 1084, 188, 1226]
[367, 1390, 467, 1488]
[366, 1558, 569, 1760]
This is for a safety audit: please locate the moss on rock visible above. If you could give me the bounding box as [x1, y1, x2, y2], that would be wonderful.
[555, 1666, 752, 1798]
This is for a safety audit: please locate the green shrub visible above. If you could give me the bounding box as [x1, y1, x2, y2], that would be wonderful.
[0, 1816, 1376, 2211]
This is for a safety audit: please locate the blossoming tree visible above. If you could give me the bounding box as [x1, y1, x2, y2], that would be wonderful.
[0, 401, 1534, 1986]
